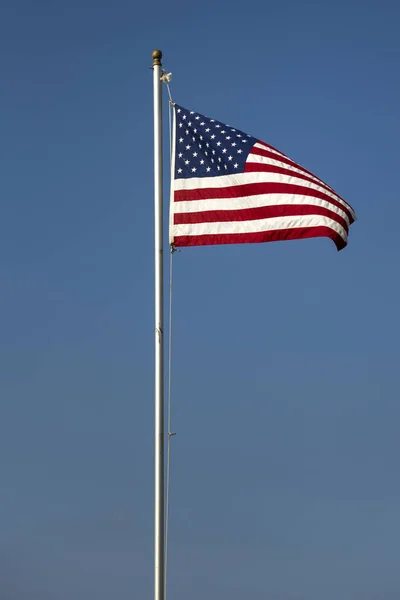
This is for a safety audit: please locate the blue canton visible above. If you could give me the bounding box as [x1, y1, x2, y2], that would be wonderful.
[174, 104, 257, 180]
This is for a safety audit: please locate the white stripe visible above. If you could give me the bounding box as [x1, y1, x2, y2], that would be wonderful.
[174, 171, 354, 219]
[174, 172, 246, 190]
[253, 141, 290, 160]
[173, 194, 351, 226]
[173, 214, 347, 242]
[247, 152, 334, 191]
[251, 143, 337, 193]
[176, 171, 346, 212]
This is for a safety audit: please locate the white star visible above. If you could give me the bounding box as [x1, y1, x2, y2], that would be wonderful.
[206, 143, 209, 147]
[205, 128, 210, 132]
[226, 136, 231, 140]
[179, 137, 184, 143]
[218, 157, 222, 162]
[199, 135, 203, 140]
[185, 130, 189, 135]
[192, 136, 196, 141]
[178, 168, 182, 173]
[221, 130, 226, 134]
[217, 165, 220, 170]
[216, 141, 221, 146]
[212, 150, 216, 154]
[228, 156, 233, 161]
[231, 128, 236, 131]
[222, 148, 227, 153]
[237, 149, 243, 154]
[200, 159, 204, 164]
[186, 145, 191, 150]
[211, 134, 216, 139]
[178, 153, 183, 158]
[193, 152, 198, 157]
[179, 123, 183, 128]
[188, 121, 192, 127]
[211, 158, 214, 163]
[224, 164, 228, 170]
[195, 116, 200, 120]
[236, 134, 242, 138]
[210, 119, 215, 122]
[205, 151, 208, 156]
[177, 108, 181, 113]
[215, 124, 220, 128]
[200, 121, 205, 126]
[242, 139, 247, 143]
[193, 128, 197, 133]
[198, 144, 202, 148]
[182, 115, 186, 120]
[185, 159, 190, 165]
[191, 167, 197, 172]
[231, 142, 237, 147]
[234, 163, 239, 168]
[206, 166, 211, 172]
[190, 111, 194, 114]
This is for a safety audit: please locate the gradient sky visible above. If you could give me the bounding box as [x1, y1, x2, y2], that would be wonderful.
[1, 0, 400, 598]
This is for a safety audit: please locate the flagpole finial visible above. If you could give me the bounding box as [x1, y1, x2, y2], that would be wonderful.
[152, 49, 162, 66]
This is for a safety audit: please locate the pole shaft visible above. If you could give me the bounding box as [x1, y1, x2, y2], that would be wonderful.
[152, 50, 164, 600]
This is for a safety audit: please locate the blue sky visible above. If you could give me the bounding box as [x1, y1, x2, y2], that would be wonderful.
[1, 0, 400, 598]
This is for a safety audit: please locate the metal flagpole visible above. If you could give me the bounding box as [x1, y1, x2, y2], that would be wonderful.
[152, 49, 165, 600]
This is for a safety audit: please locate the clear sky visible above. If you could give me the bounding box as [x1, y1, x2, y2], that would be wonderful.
[1, 0, 400, 598]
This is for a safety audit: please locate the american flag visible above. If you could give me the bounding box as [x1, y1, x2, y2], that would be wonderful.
[169, 104, 356, 251]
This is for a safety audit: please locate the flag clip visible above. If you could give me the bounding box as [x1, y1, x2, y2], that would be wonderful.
[160, 71, 172, 83]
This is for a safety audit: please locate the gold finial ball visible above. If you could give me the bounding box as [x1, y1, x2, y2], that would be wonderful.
[152, 49, 162, 65]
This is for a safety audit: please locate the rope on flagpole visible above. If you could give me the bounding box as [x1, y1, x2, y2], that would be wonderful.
[164, 74, 176, 600]
[164, 247, 176, 600]
[161, 70, 174, 105]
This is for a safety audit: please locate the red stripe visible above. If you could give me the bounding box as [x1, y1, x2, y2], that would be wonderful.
[174, 203, 349, 232]
[250, 145, 353, 209]
[251, 145, 330, 186]
[173, 227, 347, 251]
[174, 182, 355, 224]
[254, 141, 356, 216]
[244, 162, 339, 199]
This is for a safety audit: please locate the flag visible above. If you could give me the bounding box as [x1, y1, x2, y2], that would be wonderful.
[169, 104, 356, 251]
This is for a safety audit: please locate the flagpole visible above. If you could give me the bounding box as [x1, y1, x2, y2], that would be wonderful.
[152, 49, 165, 600]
